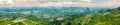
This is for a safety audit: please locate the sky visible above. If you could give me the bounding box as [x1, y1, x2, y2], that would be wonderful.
[0, 0, 120, 6]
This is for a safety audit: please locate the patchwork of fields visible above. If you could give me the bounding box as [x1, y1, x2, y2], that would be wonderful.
[0, 6, 119, 25]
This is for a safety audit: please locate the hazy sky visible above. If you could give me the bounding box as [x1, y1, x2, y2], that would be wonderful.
[0, 0, 120, 6]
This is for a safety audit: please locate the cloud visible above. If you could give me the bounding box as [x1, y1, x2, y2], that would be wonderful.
[0, 0, 119, 6]
[92, 0, 120, 6]
[80, 0, 92, 2]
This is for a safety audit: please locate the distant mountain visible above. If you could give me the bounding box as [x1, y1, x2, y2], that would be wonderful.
[0, 6, 111, 12]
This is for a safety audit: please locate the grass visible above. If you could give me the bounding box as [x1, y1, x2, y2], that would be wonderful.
[0, 7, 119, 25]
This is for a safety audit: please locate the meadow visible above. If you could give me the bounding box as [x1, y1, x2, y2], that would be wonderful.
[0, 6, 119, 25]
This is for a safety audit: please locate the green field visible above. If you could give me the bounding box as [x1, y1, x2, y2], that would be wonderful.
[0, 7, 120, 25]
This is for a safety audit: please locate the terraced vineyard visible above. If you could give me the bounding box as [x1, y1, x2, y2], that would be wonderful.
[0, 6, 119, 25]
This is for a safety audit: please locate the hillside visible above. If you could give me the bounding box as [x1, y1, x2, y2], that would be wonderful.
[0, 6, 119, 25]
